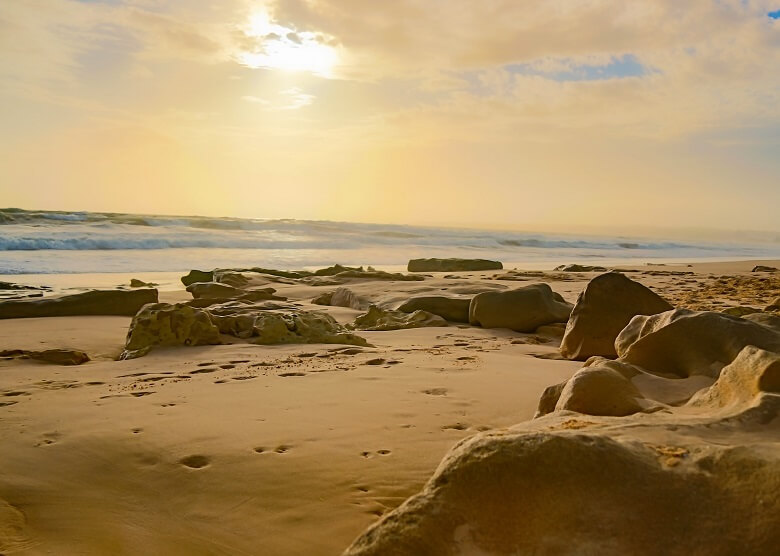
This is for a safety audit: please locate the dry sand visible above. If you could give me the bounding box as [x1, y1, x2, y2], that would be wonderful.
[0, 259, 778, 554]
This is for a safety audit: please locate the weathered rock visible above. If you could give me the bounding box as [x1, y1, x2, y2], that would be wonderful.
[687, 346, 780, 409]
[553, 264, 608, 272]
[0, 289, 158, 319]
[121, 303, 221, 359]
[181, 269, 214, 286]
[186, 282, 285, 303]
[766, 297, 780, 312]
[0, 349, 90, 365]
[334, 270, 424, 282]
[534, 380, 568, 418]
[555, 363, 648, 416]
[312, 287, 368, 310]
[396, 296, 471, 323]
[352, 306, 448, 331]
[721, 305, 762, 317]
[751, 265, 777, 272]
[745, 312, 780, 333]
[129, 278, 157, 288]
[314, 264, 364, 276]
[535, 322, 567, 339]
[0, 281, 48, 292]
[468, 283, 572, 332]
[560, 272, 673, 360]
[407, 258, 503, 272]
[345, 422, 780, 556]
[616, 309, 780, 378]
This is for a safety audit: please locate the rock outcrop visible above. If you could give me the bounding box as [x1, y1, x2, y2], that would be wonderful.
[312, 287, 369, 310]
[468, 283, 572, 332]
[752, 265, 777, 272]
[560, 272, 673, 360]
[0, 289, 158, 319]
[0, 349, 90, 365]
[122, 303, 221, 359]
[185, 282, 284, 302]
[121, 302, 368, 358]
[553, 264, 608, 272]
[396, 296, 472, 323]
[129, 278, 157, 288]
[407, 258, 503, 272]
[181, 269, 214, 286]
[616, 309, 780, 377]
[351, 306, 448, 331]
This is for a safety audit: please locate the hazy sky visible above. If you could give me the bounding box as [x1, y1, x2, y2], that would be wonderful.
[1, 1, 779, 232]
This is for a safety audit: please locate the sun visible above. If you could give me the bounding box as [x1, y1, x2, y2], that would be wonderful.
[238, 10, 339, 77]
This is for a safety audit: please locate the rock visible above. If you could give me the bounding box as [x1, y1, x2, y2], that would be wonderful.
[186, 282, 284, 302]
[553, 264, 608, 272]
[314, 264, 364, 276]
[351, 306, 448, 331]
[407, 258, 503, 272]
[687, 346, 779, 409]
[312, 287, 368, 310]
[334, 270, 424, 282]
[721, 306, 762, 317]
[555, 363, 648, 416]
[345, 424, 780, 556]
[751, 265, 777, 272]
[396, 296, 472, 323]
[122, 303, 221, 359]
[616, 309, 780, 378]
[745, 312, 780, 333]
[0, 289, 158, 319]
[468, 283, 572, 332]
[535, 322, 567, 339]
[0, 349, 90, 365]
[560, 272, 673, 360]
[0, 281, 48, 292]
[181, 269, 214, 286]
[766, 297, 780, 312]
[534, 380, 568, 417]
[213, 271, 252, 288]
[129, 278, 157, 288]
[247, 311, 369, 346]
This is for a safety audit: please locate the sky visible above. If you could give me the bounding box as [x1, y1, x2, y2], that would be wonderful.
[1, 0, 779, 234]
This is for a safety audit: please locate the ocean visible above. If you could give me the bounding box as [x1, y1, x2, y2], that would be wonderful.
[1, 208, 778, 275]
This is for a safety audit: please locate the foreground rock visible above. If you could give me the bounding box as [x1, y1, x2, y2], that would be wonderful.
[0, 289, 158, 319]
[121, 302, 368, 358]
[181, 269, 214, 286]
[616, 309, 780, 377]
[752, 265, 777, 272]
[407, 258, 503, 272]
[351, 306, 448, 331]
[0, 349, 90, 365]
[345, 409, 780, 556]
[560, 272, 673, 360]
[396, 296, 471, 323]
[468, 283, 572, 332]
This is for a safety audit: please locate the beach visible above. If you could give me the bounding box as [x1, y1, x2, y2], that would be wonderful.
[1, 259, 778, 554]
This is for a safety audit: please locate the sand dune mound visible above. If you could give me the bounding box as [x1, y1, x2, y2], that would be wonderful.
[561, 272, 672, 360]
[469, 283, 572, 332]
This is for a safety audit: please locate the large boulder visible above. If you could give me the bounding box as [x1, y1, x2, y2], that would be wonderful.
[345, 424, 780, 556]
[0, 289, 158, 319]
[352, 306, 448, 331]
[616, 309, 780, 378]
[468, 283, 572, 332]
[396, 296, 472, 323]
[560, 272, 673, 360]
[122, 303, 221, 359]
[181, 269, 214, 286]
[407, 258, 503, 272]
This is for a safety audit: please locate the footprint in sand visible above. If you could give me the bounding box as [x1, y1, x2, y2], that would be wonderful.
[196, 362, 215, 367]
[229, 360, 250, 364]
[219, 364, 236, 369]
[131, 428, 143, 434]
[0, 400, 18, 407]
[3, 391, 29, 397]
[363, 358, 386, 366]
[130, 391, 155, 397]
[274, 445, 292, 454]
[179, 455, 210, 469]
[189, 368, 217, 374]
[279, 372, 306, 377]
[422, 388, 448, 396]
[442, 423, 469, 431]
[253, 447, 266, 454]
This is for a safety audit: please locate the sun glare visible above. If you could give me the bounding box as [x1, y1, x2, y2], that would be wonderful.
[239, 10, 338, 77]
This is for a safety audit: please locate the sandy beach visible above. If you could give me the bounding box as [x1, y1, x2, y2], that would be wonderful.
[1, 259, 778, 555]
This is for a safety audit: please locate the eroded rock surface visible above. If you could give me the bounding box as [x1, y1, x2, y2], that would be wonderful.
[312, 287, 369, 310]
[561, 272, 673, 360]
[352, 306, 448, 331]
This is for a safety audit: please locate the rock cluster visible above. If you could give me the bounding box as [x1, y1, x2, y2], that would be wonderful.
[560, 272, 673, 360]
